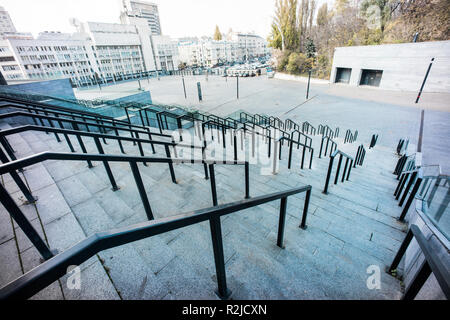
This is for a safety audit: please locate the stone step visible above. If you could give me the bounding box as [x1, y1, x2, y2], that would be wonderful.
[0, 120, 406, 300]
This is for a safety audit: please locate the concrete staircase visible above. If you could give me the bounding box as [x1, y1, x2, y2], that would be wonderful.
[0, 117, 406, 300]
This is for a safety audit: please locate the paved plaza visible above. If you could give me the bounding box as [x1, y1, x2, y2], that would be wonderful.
[75, 75, 450, 172]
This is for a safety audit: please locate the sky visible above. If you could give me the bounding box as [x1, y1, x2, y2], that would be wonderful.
[0, 0, 280, 38]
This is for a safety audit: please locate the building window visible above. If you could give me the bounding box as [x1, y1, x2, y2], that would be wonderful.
[359, 69, 383, 87]
[335, 67, 352, 84]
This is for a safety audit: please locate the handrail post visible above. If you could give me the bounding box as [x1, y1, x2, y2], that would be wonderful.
[209, 164, 218, 206]
[164, 145, 177, 184]
[301, 145, 306, 170]
[319, 138, 323, 158]
[334, 154, 343, 185]
[277, 197, 287, 248]
[388, 228, 413, 273]
[396, 172, 410, 200]
[346, 160, 353, 180]
[288, 138, 293, 169]
[129, 161, 154, 220]
[209, 215, 230, 300]
[399, 171, 417, 206]
[403, 260, 432, 300]
[0, 184, 53, 260]
[93, 137, 119, 191]
[300, 188, 311, 229]
[244, 162, 250, 199]
[323, 155, 335, 194]
[399, 177, 422, 221]
[73, 131, 93, 168]
[0, 148, 36, 203]
[394, 173, 406, 197]
[342, 158, 349, 183]
[233, 135, 237, 162]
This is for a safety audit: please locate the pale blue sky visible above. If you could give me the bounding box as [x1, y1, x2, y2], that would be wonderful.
[0, 0, 332, 39]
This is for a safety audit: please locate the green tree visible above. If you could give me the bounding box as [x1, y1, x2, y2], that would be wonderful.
[269, 0, 300, 51]
[213, 25, 222, 41]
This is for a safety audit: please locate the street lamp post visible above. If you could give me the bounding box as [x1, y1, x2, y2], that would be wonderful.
[306, 69, 312, 99]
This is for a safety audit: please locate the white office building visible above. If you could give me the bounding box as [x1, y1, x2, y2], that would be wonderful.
[0, 6, 17, 35]
[0, 32, 97, 83]
[0, 10, 180, 83]
[121, 0, 162, 35]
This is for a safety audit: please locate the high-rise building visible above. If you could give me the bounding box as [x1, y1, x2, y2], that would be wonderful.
[121, 0, 162, 35]
[0, 6, 17, 34]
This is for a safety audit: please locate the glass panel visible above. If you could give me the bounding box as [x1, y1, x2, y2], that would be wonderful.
[422, 177, 450, 240]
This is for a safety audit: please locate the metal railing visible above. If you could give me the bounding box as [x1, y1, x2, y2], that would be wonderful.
[344, 129, 358, 144]
[0, 100, 173, 142]
[397, 138, 409, 156]
[276, 136, 314, 171]
[354, 144, 366, 168]
[394, 167, 422, 221]
[395, 164, 449, 227]
[0, 123, 199, 202]
[302, 121, 316, 135]
[388, 224, 449, 300]
[290, 129, 312, 148]
[0, 96, 130, 126]
[323, 150, 354, 194]
[0, 111, 174, 158]
[285, 118, 299, 131]
[394, 153, 416, 179]
[0, 151, 250, 260]
[369, 134, 378, 149]
[0, 185, 312, 300]
[318, 136, 337, 158]
[318, 124, 338, 139]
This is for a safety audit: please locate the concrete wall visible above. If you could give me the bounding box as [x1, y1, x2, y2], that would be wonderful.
[330, 40, 450, 93]
[6, 78, 76, 99]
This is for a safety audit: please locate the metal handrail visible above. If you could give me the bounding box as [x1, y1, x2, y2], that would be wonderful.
[318, 124, 336, 139]
[369, 134, 378, 149]
[388, 224, 450, 300]
[0, 111, 171, 143]
[318, 135, 337, 158]
[344, 129, 358, 144]
[0, 185, 312, 300]
[302, 121, 316, 135]
[0, 151, 250, 261]
[323, 149, 354, 194]
[0, 96, 132, 127]
[290, 129, 312, 148]
[276, 136, 314, 170]
[354, 144, 366, 168]
[0, 103, 172, 140]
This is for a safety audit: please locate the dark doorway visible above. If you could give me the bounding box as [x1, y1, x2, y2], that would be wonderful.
[360, 69, 383, 87]
[335, 67, 352, 84]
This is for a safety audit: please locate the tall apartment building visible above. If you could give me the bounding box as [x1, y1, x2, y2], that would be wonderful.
[121, 0, 162, 35]
[0, 6, 17, 34]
